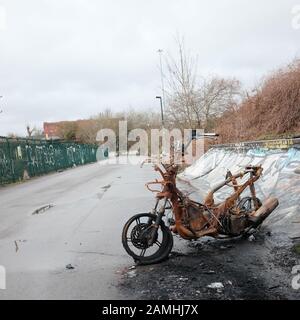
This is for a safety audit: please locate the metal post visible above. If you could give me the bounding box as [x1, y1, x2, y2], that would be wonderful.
[156, 96, 164, 126]
[157, 49, 166, 111]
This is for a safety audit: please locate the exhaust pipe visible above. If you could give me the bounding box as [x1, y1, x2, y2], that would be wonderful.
[249, 197, 279, 225]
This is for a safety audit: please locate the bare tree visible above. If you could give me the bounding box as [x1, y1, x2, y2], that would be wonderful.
[199, 77, 241, 128]
[165, 36, 201, 129]
[165, 37, 241, 130]
[7, 132, 18, 138]
[31, 127, 45, 139]
[26, 125, 34, 137]
[76, 120, 101, 144]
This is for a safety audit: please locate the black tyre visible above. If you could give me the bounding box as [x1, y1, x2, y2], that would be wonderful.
[237, 197, 262, 212]
[122, 213, 173, 265]
[236, 197, 262, 238]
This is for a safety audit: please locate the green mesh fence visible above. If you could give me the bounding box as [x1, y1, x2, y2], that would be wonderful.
[0, 137, 100, 185]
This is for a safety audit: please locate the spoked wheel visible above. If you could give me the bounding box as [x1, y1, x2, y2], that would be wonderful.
[122, 213, 173, 265]
[237, 196, 262, 212]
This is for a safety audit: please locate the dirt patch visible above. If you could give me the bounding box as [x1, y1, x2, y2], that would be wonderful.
[119, 231, 300, 300]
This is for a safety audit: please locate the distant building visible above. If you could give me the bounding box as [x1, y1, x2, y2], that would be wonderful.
[43, 118, 122, 141]
[44, 120, 102, 140]
[43, 122, 61, 139]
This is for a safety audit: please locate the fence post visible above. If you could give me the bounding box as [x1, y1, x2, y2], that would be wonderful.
[6, 137, 16, 183]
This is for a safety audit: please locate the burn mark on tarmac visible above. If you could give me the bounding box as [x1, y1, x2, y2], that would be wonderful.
[119, 232, 300, 300]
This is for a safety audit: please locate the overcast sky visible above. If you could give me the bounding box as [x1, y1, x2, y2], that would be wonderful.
[0, 0, 299, 136]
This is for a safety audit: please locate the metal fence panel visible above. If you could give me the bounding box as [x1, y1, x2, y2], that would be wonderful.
[0, 137, 99, 185]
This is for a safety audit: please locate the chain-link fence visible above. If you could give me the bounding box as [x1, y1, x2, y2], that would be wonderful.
[0, 136, 100, 185]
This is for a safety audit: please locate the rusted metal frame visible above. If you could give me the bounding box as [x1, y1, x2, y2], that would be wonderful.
[249, 171, 260, 210]
[146, 162, 267, 241]
[218, 169, 262, 213]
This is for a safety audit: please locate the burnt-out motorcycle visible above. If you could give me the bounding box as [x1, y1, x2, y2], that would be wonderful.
[122, 162, 279, 265]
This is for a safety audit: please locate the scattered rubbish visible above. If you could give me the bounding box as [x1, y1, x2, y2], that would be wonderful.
[269, 285, 280, 290]
[32, 204, 54, 215]
[179, 277, 189, 281]
[66, 264, 75, 270]
[220, 245, 234, 250]
[128, 265, 136, 270]
[204, 270, 216, 275]
[248, 235, 256, 242]
[127, 270, 136, 278]
[207, 282, 224, 289]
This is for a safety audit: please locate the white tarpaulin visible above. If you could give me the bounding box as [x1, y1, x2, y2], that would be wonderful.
[180, 145, 300, 240]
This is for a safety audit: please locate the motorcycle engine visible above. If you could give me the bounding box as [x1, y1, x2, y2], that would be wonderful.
[182, 203, 211, 232]
[221, 214, 249, 236]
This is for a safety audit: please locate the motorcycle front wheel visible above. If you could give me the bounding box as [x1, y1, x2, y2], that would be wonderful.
[122, 213, 173, 265]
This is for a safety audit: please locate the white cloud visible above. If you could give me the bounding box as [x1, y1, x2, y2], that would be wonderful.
[0, 5, 6, 31]
[0, 0, 299, 135]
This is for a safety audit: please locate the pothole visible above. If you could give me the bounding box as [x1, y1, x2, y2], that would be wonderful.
[97, 184, 112, 199]
[32, 204, 54, 215]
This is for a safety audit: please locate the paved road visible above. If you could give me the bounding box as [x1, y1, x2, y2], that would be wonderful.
[1, 157, 299, 300]
[0, 159, 157, 299]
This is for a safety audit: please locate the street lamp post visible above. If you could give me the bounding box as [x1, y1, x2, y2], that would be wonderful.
[156, 96, 164, 127]
[157, 49, 166, 111]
